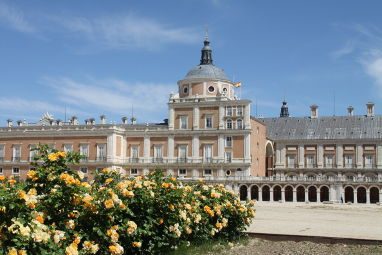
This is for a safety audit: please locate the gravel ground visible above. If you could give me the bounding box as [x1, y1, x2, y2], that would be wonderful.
[210, 237, 382, 255]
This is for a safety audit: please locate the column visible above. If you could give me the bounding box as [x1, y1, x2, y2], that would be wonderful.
[317, 190, 321, 203]
[305, 189, 309, 202]
[356, 144, 363, 168]
[377, 145, 382, 169]
[336, 144, 343, 168]
[244, 133, 251, 163]
[270, 188, 274, 202]
[144, 136, 150, 163]
[293, 189, 297, 202]
[218, 105, 225, 129]
[281, 189, 285, 202]
[107, 134, 116, 162]
[366, 190, 370, 204]
[317, 145, 323, 168]
[340, 187, 345, 203]
[167, 136, 174, 162]
[244, 104, 251, 129]
[247, 188, 251, 200]
[218, 134, 225, 160]
[258, 190, 263, 202]
[379, 191, 382, 204]
[168, 106, 175, 130]
[192, 135, 199, 161]
[193, 106, 199, 130]
[298, 145, 304, 168]
[354, 190, 358, 204]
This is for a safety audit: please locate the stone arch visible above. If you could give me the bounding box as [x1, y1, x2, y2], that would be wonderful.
[250, 185, 259, 201]
[344, 186, 354, 203]
[308, 185, 317, 202]
[273, 185, 282, 202]
[262, 185, 270, 201]
[296, 185, 305, 202]
[285, 185, 293, 202]
[357, 186, 367, 204]
[319, 185, 330, 202]
[370, 186, 380, 204]
[239, 185, 248, 201]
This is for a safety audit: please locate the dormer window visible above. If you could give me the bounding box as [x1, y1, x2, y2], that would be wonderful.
[183, 86, 189, 94]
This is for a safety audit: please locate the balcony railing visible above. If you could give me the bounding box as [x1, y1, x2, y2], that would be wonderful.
[364, 164, 376, 169]
[96, 156, 107, 162]
[344, 163, 356, 169]
[12, 157, 21, 162]
[152, 158, 164, 163]
[124, 157, 250, 164]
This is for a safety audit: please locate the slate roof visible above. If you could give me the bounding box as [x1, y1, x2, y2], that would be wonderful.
[256, 115, 382, 141]
[184, 64, 229, 81]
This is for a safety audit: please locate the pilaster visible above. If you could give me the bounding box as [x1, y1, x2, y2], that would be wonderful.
[356, 144, 363, 168]
[336, 144, 343, 168]
[193, 106, 199, 130]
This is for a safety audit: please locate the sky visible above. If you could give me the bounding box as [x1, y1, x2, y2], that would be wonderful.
[1, 0, 382, 124]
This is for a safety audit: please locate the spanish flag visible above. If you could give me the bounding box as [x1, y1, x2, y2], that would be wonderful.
[233, 82, 241, 88]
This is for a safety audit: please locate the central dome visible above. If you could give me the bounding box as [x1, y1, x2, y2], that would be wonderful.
[182, 37, 230, 82]
[184, 64, 229, 81]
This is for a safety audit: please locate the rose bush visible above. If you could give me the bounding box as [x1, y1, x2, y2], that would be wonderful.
[0, 145, 255, 254]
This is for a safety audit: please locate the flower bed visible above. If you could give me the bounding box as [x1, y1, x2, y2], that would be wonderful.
[0, 146, 255, 254]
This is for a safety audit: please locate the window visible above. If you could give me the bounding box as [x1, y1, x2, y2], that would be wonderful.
[287, 155, 296, 168]
[80, 144, 89, 161]
[154, 145, 163, 162]
[237, 106, 243, 116]
[12, 145, 21, 162]
[63, 144, 73, 152]
[344, 155, 353, 168]
[208, 86, 215, 93]
[12, 167, 20, 175]
[222, 87, 228, 94]
[226, 106, 232, 116]
[178, 145, 187, 162]
[131, 146, 139, 162]
[205, 115, 213, 129]
[80, 167, 88, 174]
[226, 119, 232, 129]
[365, 155, 374, 168]
[178, 169, 187, 176]
[204, 169, 212, 176]
[130, 169, 138, 175]
[225, 152, 232, 163]
[324, 155, 334, 168]
[183, 86, 188, 94]
[0, 167, 3, 174]
[237, 119, 243, 129]
[0, 145, 4, 161]
[180, 115, 188, 129]
[306, 155, 316, 168]
[204, 144, 212, 162]
[225, 136, 232, 147]
[97, 144, 107, 161]
[29, 144, 37, 161]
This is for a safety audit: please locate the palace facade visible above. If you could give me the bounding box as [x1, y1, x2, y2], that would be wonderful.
[0, 37, 266, 182]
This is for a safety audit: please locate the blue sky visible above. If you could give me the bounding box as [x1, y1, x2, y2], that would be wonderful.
[1, 0, 382, 124]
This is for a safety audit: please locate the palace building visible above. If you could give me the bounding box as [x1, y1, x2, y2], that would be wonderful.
[0, 37, 266, 182]
[0, 37, 381, 205]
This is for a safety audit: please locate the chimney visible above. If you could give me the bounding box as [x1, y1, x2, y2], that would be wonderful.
[56, 119, 63, 126]
[7, 119, 13, 127]
[347, 106, 354, 116]
[310, 104, 318, 119]
[17, 120, 23, 127]
[100, 115, 106, 124]
[49, 120, 55, 126]
[89, 118, 95, 125]
[85, 119, 90, 125]
[366, 102, 375, 117]
[122, 117, 128, 124]
[131, 117, 137, 125]
[163, 118, 169, 125]
[71, 116, 78, 125]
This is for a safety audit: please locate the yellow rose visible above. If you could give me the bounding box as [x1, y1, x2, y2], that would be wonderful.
[132, 241, 142, 248]
[48, 153, 58, 161]
[104, 199, 114, 209]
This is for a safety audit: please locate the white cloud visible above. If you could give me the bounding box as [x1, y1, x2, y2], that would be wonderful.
[42, 77, 174, 122]
[332, 40, 356, 59]
[0, 1, 35, 33]
[54, 14, 199, 50]
[362, 50, 382, 95]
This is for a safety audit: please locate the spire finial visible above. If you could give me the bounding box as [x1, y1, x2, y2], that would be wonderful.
[200, 29, 213, 65]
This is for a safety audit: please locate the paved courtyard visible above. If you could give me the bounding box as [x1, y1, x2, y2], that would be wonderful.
[247, 202, 382, 241]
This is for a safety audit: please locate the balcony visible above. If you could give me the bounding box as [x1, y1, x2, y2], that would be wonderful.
[203, 157, 213, 163]
[152, 158, 164, 163]
[364, 164, 376, 169]
[305, 163, 317, 169]
[96, 156, 107, 162]
[323, 163, 337, 168]
[129, 158, 141, 163]
[177, 157, 189, 163]
[12, 157, 21, 162]
[286, 163, 298, 169]
[344, 163, 356, 169]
